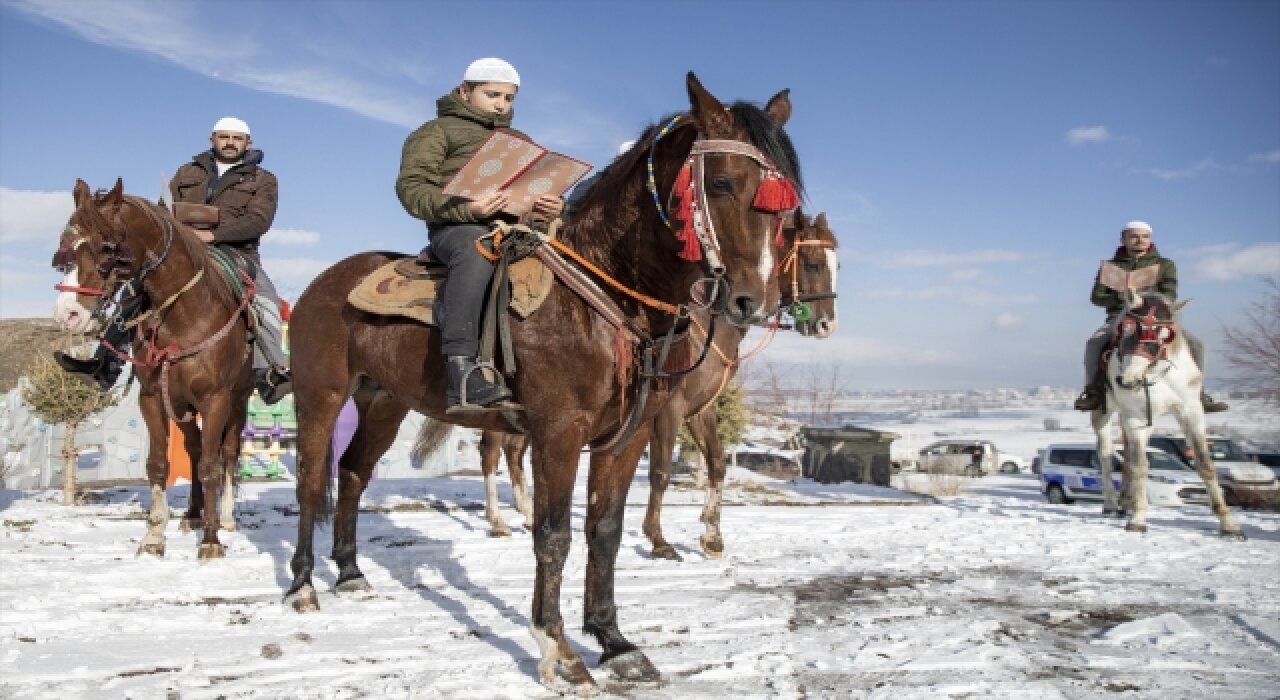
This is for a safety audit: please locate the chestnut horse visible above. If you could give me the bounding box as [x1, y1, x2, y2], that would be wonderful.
[51, 180, 254, 559]
[465, 211, 840, 558]
[284, 73, 802, 691]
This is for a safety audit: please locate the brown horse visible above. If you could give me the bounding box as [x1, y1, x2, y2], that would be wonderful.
[284, 73, 802, 691]
[468, 212, 840, 557]
[51, 180, 254, 559]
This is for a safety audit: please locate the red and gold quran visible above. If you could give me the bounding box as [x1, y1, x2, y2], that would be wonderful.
[442, 131, 593, 216]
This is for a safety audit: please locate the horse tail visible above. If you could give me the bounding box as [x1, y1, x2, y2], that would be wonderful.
[411, 417, 454, 466]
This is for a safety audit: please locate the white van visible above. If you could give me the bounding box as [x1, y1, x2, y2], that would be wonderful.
[1038, 442, 1208, 507]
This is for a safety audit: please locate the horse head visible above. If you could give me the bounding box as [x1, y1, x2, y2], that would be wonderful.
[52, 179, 132, 333]
[1111, 289, 1186, 389]
[779, 210, 839, 338]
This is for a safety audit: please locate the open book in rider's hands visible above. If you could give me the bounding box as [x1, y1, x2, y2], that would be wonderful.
[1097, 260, 1161, 292]
[441, 131, 592, 216]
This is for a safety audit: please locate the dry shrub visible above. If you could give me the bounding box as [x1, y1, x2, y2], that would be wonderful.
[895, 471, 967, 498]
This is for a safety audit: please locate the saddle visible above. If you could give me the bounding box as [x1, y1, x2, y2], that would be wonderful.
[347, 229, 556, 326]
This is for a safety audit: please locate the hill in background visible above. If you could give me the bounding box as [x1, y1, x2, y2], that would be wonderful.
[0, 318, 72, 394]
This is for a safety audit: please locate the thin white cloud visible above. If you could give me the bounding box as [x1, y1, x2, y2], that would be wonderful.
[1248, 150, 1280, 164]
[7, 0, 430, 128]
[0, 262, 62, 318]
[878, 249, 1025, 268]
[993, 312, 1025, 330]
[0, 188, 74, 243]
[1144, 157, 1222, 181]
[1187, 242, 1280, 281]
[259, 256, 334, 298]
[1065, 125, 1111, 146]
[747, 331, 953, 367]
[861, 286, 1038, 306]
[949, 268, 984, 282]
[262, 228, 321, 247]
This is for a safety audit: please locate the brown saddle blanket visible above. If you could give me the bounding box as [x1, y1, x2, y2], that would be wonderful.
[348, 248, 554, 326]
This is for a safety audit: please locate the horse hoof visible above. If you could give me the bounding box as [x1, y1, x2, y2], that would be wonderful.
[699, 535, 725, 559]
[220, 522, 238, 533]
[198, 543, 226, 560]
[285, 584, 320, 613]
[1220, 529, 1248, 541]
[335, 576, 373, 594]
[601, 650, 661, 683]
[488, 525, 513, 538]
[650, 545, 682, 561]
[541, 657, 598, 695]
[179, 518, 199, 534]
[136, 541, 166, 558]
[1124, 523, 1148, 534]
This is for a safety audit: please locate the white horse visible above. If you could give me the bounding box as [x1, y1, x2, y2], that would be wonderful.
[1090, 289, 1245, 539]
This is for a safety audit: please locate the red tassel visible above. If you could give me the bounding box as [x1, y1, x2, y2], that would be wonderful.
[753, 174, 799, 213]
[671, 162, 701, 261]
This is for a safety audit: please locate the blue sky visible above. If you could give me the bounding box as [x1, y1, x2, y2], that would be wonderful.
[1, 0, 1276, 390]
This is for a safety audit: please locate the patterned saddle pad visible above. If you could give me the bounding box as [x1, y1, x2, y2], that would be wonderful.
[347, 251, 554, 326]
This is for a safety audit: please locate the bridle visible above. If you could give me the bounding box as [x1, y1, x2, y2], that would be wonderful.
[646, 115, 799, 315]
[777, 229, 837, 323]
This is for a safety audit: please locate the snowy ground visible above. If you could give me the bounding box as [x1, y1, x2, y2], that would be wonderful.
[3, 455, 1279, 699]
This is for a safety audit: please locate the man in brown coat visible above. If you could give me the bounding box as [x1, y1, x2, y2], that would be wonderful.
[55, 116, 292, 403]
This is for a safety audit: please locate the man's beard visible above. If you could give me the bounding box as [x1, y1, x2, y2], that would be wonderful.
[213, 146, 245, 164]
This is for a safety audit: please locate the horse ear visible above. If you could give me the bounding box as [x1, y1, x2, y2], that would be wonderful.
[764, 88, 792, 126]
[73, 179, 91, 208]
[814, 212, 828, 229]
[1173, 299, 1191, 313]
[686, 71, 732, 137]
[103, 178, 124, 210]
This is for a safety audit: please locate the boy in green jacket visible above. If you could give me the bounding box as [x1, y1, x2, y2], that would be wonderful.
[1074, 221, 1227, 412]
[395, 58, 564, 412]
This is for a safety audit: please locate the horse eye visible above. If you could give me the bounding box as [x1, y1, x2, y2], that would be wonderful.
[709, 176, 735, 196]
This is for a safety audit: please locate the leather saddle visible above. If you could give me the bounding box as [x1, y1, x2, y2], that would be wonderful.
[348, 245, 554, 326]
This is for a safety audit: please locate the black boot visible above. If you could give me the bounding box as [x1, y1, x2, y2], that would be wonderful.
[1200, 391, 1229, 413]
[445, 355, 513, 412]
[1074, 373, 1106, 411]
[53, 350, 123, 391]
[255, 366, 293, 405]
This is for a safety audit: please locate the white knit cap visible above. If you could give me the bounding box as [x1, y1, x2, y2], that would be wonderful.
[212, 116, 250, 135]
[1123, 220, 1152, 232]
[616, 140, 636, 156]
[463, 58, 520, 86]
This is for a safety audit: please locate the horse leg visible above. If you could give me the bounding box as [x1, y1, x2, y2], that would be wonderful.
[1092, 408, 1120, 516]
[642, 404, 681, 560]
[286, 382, 346, 612]
[1120, 423, 1152, 533]
[528, 431, 597, 691]
[479, 431, 512, 537]
[135, 392, 172, 557]
[1174, 407, 1245, 539]
[506, 435, 534, 530]
[689, 409, 727, 558]
[584, 434, 661, 683]
[177, 421, 204, 533]
[332, 389, 409, 593]
[195, 397, 233, 560]
[217, 397, 250, 533]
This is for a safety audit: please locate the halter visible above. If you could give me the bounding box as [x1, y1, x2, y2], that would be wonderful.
[645, 115, 799, 283]
[1115, 304, 1177, 365]
[777, 234, 837, 322]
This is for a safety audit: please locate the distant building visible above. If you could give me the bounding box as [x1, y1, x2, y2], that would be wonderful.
[798, 424, 900, 486]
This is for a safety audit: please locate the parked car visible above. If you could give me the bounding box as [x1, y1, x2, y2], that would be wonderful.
[917, 439, 997, 476]
[998, 454, 1029, 474]
[1246, 451, 1280, 480]
[1146, 434, 1279, 506]
[1038, 442, 1208, 507]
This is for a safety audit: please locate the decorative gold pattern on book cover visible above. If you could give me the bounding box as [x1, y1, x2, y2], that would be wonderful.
[1098, 260, 1161, 292]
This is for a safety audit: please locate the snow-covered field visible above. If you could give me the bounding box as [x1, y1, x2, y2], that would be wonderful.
[3, 447, 1280, 698]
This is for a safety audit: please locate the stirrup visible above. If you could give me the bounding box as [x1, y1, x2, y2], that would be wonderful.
[446, 359, 513, 413]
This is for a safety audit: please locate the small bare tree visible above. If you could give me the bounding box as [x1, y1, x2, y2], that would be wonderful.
[1221, 276, 1280, 398]
[21, 349, 122, 505]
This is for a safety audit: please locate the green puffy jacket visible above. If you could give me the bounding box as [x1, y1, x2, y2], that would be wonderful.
[395, 90, 529, 225]
[1090, 244, 1178, 314]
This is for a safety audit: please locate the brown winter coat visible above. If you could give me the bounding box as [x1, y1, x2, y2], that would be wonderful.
[170, 149, 278, 263]
[395, 90, 529, 226]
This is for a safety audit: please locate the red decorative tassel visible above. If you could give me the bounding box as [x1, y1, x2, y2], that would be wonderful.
[753, 174, 799, 213]
[670, 162, 701, 261]
[773, 218, 786, 247]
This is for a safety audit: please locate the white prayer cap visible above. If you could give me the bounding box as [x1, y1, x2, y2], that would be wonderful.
[463, 58, 520, 86]
[212, 116, 250, 135]
[616, 140, 636, 156]
[1122, 220, 1152, 232]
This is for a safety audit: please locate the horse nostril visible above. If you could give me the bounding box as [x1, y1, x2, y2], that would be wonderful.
[732, 295, 758, 321]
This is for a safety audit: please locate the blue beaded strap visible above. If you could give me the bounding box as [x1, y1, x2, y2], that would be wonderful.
[645, 115, 684, 230]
